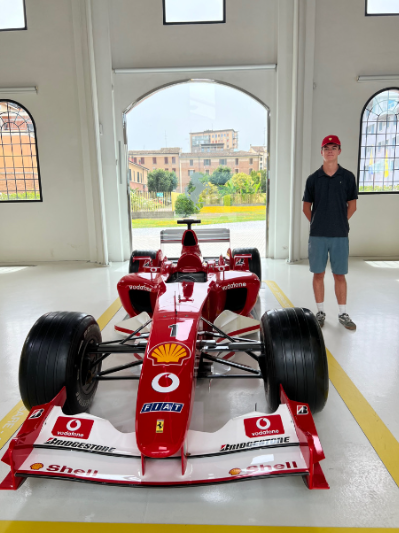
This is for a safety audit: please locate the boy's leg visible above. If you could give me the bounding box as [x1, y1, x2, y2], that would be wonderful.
[313, 272, 325, 303]
[333, 274, 347, 305]
[330, 238, 356, 330]
[308, 237, 328, 326]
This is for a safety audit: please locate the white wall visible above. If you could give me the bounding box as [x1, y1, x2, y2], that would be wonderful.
[0, 0, 104, 262]
[1, 0, 398, 264]
[299, 0, 399, 258]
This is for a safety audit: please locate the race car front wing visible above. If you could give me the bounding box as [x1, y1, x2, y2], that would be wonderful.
[0, 387, 328, 490]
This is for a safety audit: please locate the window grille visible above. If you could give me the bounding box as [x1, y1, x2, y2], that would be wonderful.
[358, 88, 399, 193]
[163, 0, 225, 26]
[366, 0, 399, 15]
[0, 0, 26, 31]
[0, 100, 42, 202]
[204, 159, 211, 166]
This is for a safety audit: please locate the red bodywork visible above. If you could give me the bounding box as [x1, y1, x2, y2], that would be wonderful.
[117, 229, 260, 459]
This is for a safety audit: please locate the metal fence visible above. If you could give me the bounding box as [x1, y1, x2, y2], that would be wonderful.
[130, 191, 173, 212]
[200, 192, 267, 206]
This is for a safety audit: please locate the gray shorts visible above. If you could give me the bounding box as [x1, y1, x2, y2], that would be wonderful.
[308, 236, 349, 275]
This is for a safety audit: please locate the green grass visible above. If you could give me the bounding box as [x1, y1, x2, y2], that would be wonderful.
[132, 211, 266, 228]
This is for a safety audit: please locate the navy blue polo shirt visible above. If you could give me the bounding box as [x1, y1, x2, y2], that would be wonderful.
[302, 165, 358, 237]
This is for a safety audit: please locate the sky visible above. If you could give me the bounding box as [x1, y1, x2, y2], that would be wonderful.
[126, 82, 268, 153]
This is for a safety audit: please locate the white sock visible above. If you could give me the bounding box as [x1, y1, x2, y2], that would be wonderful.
[338, 305, 346, 315]
[316, 302, 325, 313]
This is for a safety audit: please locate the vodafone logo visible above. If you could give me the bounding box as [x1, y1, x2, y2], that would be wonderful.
[256, 418, 271, 430]
[244, 415, 284, 438]
[152, 373, 180, 393]
[52, 417, 94, 440]
[66, 419, 82, 432]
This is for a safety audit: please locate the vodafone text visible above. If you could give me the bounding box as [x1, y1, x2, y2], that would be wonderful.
[128, 285, 151, 292]
[222, 282, 246, 291]
[221, 436, 290, 452]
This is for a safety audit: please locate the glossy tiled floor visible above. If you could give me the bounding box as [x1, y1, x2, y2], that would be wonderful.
[0, 257, 398, 527]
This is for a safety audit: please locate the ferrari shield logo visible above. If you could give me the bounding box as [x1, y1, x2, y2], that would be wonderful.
[149, 342, 190, 365]
[156, 420, 164, 433]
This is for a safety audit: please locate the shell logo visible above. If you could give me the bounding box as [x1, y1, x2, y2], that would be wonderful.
[229, 468, 242, 476]
[149, 343, 190, 365]
[30, 463, 44, 470]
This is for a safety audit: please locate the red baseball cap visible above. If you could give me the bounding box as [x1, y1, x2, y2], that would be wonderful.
[321, 135, 341, 147]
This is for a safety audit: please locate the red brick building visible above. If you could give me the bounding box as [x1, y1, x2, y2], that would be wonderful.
[128, 160, 149, 191]
[128, 148, 181, 183]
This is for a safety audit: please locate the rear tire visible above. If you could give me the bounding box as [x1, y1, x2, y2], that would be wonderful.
[232, 247, 261, 281]
[19, 312, 102, 415]
[259, 307, 328, 413]
[129, 250, 157, 273]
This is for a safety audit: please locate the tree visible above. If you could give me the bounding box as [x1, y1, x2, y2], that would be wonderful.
[174, 194, 199, 216]
[229, 172, 260, 194]
[209, 166, 232, 186]
[147, 169, 178, 193]
[251, 169, 267, 193]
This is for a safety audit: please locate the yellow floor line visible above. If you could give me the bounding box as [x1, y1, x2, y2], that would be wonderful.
[263, 279, 399, 488]
[1, 522, 399, 533]
[0, 297, 122, 452]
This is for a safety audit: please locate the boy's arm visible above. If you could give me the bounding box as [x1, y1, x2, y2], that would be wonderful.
[347, 200, 357, 220]
[303, 201, 312, 222]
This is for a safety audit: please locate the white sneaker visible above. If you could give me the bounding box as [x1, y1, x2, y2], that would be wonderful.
[316, 311, 326, 328]
[338, 313, 356, 331]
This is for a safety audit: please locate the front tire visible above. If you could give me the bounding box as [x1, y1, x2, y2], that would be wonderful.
[19, 312, 102, 415]
[129, 250, 157, 273]
[232, 247, 261, 281]
[259, 307, 328, 413]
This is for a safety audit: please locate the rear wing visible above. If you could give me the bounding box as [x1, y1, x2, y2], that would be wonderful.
[160, 227, 230, 254]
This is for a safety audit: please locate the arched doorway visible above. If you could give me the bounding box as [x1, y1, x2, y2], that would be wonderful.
[123, 79, 270, 258]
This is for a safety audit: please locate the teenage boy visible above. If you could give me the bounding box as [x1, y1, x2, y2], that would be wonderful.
[302, 135, 358, 330]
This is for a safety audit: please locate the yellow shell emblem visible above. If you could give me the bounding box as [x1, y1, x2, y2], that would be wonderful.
[150, 343, 189, 364]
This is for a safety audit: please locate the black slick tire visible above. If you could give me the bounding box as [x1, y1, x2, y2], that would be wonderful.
[19, 312, 102, 415]
[129, 250, 157, 273]
[232, 247, 261, 281]
[259, 307, 328, 413]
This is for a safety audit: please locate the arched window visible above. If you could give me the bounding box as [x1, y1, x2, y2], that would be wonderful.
[358, 88, 399, 194]
[0, 100, 42, 202]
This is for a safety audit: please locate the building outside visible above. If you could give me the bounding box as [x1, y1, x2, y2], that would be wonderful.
[190, 129, 238, 152]
[180, 150, 261, 191]
[249, 145, 268, 171]
[128, 148, 181, 184]
[128, 160, 149, 192]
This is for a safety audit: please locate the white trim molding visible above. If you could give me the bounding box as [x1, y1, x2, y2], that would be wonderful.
[0, 86, 37, 94]
[357, 75, 399, 82]
[114, 64, 277, 74]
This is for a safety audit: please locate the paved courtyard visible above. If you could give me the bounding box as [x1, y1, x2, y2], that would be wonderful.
[132, 220, 266, 258]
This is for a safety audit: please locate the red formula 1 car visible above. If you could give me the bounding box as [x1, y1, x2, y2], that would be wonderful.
[1, 220, 329, 490]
